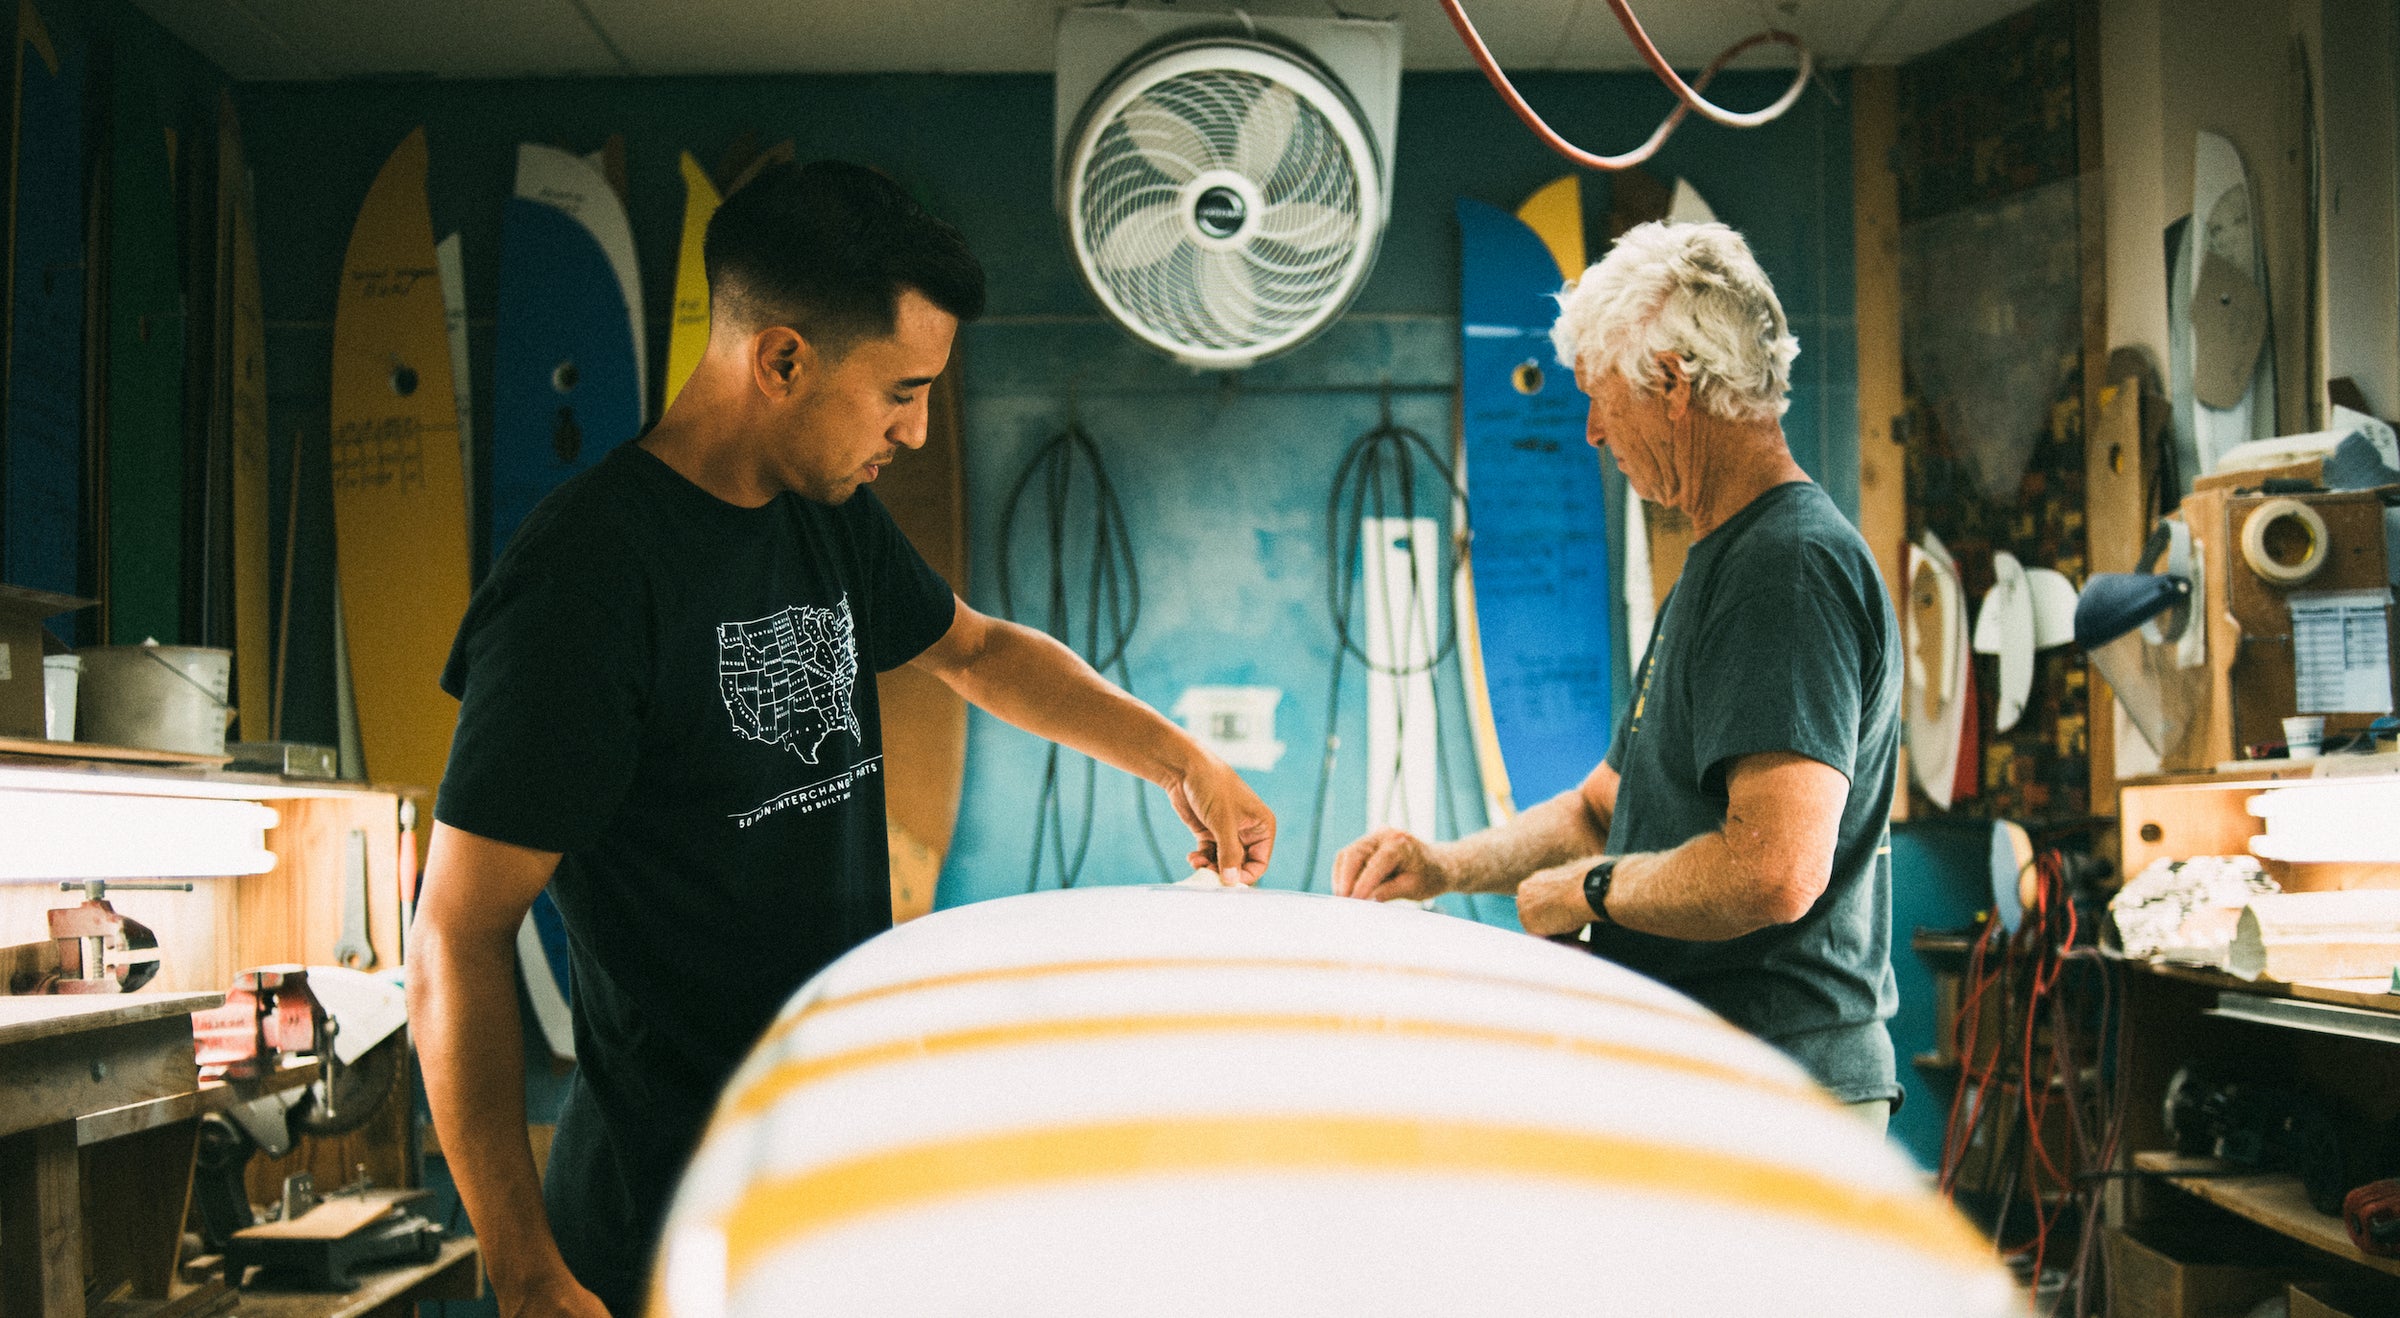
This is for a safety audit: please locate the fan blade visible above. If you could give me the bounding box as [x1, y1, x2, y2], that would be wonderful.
[1122, 94, 1215, 183]
[1253, 201, 1352, 251]
[1233, 83, 1300, 183]
[1196, 248, 1263, 343]
[1094, 196, 1188, 275]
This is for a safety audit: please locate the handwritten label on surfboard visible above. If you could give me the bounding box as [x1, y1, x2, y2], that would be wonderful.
[1457, 198, 1612, 805]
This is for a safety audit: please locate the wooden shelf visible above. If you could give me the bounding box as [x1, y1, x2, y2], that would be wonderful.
[235, 1236, 479, 1317]
[124, 1238, 480, 1318]
[2134, 1151, 2400, 1278]
[2121, 758, 2400, 791]
[0, 736, 232, 767]
[1911, 929, 1981, 956]
[2132, 958, 2400, 1017]
[0, 752, 395, 801]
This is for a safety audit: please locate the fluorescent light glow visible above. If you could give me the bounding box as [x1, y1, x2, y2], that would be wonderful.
[0, 789, 280, 880]
[2245, 780, 2400, 864]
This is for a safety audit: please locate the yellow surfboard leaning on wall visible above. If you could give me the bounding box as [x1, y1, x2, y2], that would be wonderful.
[663, 150, 720, 412]
[328, 128, 472, 795]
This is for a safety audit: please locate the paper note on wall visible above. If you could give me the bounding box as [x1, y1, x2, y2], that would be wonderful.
[2290, 589, 2395, 714]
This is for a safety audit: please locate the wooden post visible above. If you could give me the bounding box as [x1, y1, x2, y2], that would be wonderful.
[0, 1123, 84, 1318]
[1852, 65, 1909, 819]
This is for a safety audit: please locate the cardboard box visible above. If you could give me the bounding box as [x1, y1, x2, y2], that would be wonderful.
[2163, 487, 2400, 770]
[0, 584, 95, 739]
[2106, 1225, 2287, 1318]
[2289, 1277, 2400, 1318]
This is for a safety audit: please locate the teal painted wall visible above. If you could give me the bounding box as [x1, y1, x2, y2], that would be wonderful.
[232, 66, 1856, 909]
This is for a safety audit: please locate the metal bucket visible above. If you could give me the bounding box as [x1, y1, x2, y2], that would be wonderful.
[76, 644, 234, 755]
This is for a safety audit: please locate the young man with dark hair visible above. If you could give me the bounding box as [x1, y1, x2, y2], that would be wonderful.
[410, 161, 1277, 1318]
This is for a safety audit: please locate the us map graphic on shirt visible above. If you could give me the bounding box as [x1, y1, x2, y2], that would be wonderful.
[718, 597, 880, 828]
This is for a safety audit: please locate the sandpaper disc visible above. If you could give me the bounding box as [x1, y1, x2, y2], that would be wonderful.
[2191, 252, 2266, 410]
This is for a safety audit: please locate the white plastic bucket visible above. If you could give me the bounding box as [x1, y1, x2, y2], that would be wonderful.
[75, 644, 233, 755]
[41, 655, 80, 740]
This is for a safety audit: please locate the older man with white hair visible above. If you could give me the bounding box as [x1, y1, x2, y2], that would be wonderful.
[1334, 221, 1903, 1125]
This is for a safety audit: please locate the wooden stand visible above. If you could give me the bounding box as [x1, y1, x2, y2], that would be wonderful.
[1, 755, 443, 1317]
[0, 994, 220, 1318]
[2112, 767, 2400, 1294]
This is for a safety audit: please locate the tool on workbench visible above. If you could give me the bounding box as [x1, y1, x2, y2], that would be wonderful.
[333, 826, 374, 968]
[192, 965, 332, 1081]
[35, 878, 187, 992]
[190, 966, 413, 1264]
[219, 1173, 445, 1291]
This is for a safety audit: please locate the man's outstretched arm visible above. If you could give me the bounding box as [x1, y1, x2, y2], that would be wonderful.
[1332, 759, 1620, 901]
[910, 598, 1276, 882]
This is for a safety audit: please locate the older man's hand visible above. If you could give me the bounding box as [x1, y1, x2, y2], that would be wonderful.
[1332, 829, 1453, 902]
[1516, 859, 1599, 937]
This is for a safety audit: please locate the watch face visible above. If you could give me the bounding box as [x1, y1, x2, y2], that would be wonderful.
[1583, 860, 1614, 923]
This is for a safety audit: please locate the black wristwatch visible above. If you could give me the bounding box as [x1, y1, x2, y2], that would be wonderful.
[1582, 858, 1618, 926]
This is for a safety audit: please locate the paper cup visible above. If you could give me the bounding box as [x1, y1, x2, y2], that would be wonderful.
[42, 655, 81, 740]
[2283, 714, 2326, 760]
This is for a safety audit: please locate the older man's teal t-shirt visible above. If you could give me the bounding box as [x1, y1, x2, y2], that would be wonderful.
[1594, 479, 1902, 1105]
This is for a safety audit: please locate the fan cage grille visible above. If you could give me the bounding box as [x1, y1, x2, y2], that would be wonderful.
[1072, 53, 1377, 365]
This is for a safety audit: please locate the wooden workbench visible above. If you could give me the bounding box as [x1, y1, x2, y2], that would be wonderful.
[0, 992, 221, 1318]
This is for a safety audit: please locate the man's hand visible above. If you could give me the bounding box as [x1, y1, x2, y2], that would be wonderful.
[1516, 858, 1598, 936]
[1167, 755, 1275, 884]
[1332, 829, 1453, 902]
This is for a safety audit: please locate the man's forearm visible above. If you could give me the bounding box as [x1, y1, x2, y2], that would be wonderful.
[943, 620, 1197, 786]
[1439, 786, 1607, 894]
[1602, 832, 1799, 940]
[409, 924, 570, 1298]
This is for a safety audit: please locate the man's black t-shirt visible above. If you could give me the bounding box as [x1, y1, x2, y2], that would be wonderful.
[435, 443, 956, 1313]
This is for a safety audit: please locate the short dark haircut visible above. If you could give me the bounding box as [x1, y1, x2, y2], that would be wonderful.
[703, 159, 986, 358]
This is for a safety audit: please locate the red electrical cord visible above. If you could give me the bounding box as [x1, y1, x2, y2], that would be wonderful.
[1437, 0, 1814, 172]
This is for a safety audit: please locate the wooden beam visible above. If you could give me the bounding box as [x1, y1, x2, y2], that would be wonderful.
[1851, 66, 1907, 618]
[2076, 0, 2116, 813]
[1852, 65, 1908, 820]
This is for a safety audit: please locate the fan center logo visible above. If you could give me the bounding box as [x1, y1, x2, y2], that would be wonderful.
[717, 599, 862, 764]
[1193, 185, 1247, 239]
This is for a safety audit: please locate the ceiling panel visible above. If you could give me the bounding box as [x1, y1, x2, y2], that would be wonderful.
[1851, 0, 2051, 63]
[1398, 0, 1581, 70]
[131, 0, 2037, 80]
[132, 0, 320, 79]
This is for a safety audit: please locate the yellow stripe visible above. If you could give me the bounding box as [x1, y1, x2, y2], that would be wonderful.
[694, 1115, 1991, 1295]
[763, 953, 1725, 1051]
[722, 1010, 1815, 1125]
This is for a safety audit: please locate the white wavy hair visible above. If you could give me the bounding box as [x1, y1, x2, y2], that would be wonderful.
[1548, 221, 1800, 423]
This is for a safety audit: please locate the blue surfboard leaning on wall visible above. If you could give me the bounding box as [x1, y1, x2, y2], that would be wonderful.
[1454, 196, 1614, 813]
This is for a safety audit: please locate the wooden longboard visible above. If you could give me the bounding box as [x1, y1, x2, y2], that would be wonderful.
[489, 144, 642, 556]
[327, 128, 472, 800]
[5, 0, 84, 629]
[876, 353, 968, 923]
[104, 30, 184, 645]
[1455, 195, 1613, 813]
[218, 96, 272, 741]
[664, 150, 719, 413]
